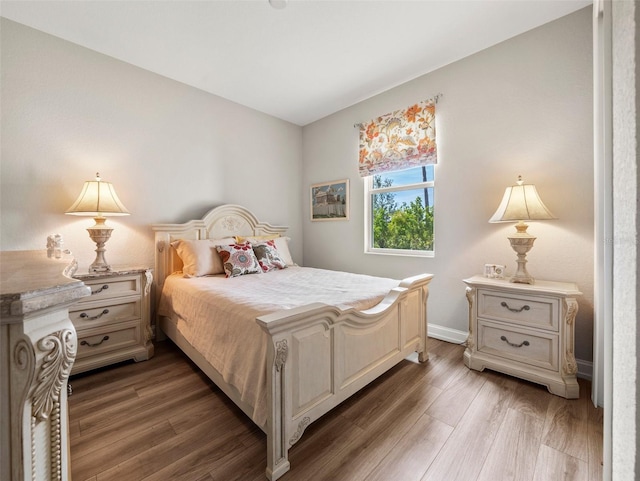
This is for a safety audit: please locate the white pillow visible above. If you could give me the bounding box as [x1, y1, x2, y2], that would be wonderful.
[171, 237, 235, 277]
[272, 237, 295, 266]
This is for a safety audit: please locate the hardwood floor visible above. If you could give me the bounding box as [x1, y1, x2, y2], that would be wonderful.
[68, 338, 603, 481]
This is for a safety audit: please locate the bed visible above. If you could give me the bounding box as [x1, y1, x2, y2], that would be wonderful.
[152, 204, 433, 480]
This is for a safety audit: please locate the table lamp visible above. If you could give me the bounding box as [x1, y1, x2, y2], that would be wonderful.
[66, 173, 130, 273]
[489, 175, 556, 284]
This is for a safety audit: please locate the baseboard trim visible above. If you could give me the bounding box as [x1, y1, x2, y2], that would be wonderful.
[427, 323, 593, 381]
[427, 323, 467, 345]
[576, 359, 593, 381]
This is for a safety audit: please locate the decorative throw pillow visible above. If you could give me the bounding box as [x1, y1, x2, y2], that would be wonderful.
[171, 238, 235, 277]
[234, 235, 295, 266]
[253, 240, 287, 272]
[215, 242, 262, 278]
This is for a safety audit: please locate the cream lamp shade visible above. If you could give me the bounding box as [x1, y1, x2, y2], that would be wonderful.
[489, 175, 556, 284]
[66, 173, 130, 272]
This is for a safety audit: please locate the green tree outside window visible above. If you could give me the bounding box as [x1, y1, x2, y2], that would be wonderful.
[368, 166, 434, 254]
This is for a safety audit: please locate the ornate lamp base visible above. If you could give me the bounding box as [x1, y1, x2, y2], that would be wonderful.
[87, 217, 113, 273]
[508, 221, 536, 284]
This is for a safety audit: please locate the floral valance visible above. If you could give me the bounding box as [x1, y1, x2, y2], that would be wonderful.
[358, 98, 437, 177]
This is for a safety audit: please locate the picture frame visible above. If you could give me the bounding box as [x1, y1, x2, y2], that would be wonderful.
[310, 179, 349, 221]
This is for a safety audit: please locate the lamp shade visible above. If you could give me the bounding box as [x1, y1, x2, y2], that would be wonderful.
[489, 176, 556, 223]
[65, 173, 130, 217]
[488, 175, 556, 285]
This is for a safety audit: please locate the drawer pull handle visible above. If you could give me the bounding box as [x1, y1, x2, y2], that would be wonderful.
[91, 284, 109, 295]
[79, 309, 109, 320]
[500, 301, 530, 313]
[500, 335, 530, 348]
[80, 335, 109, 347]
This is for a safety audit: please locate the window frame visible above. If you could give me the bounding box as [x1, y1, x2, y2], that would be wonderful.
[364, 167, 435, 258]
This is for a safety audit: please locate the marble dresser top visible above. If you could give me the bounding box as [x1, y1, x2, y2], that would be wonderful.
[1, 250, 90, 320]
[73, 265, 151, 280]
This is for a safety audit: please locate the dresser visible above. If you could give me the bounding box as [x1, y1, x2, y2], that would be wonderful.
[1, 250, 90, 481]
[463, 275, 582, 398]
[71, 267, 153, 374]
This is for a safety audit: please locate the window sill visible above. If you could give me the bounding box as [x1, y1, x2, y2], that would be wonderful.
[365, 249, 434, 258]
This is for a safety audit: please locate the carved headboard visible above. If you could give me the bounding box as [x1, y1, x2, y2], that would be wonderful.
[151, 204, 288, 293]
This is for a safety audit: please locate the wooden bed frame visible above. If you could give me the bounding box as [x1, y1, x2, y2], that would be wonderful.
[152, 204, 433, 480]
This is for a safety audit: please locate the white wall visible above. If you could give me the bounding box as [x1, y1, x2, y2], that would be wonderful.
[302, 8, 595, 363]
[0, 18, 303, 272]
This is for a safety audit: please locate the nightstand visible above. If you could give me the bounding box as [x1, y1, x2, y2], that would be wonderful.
[463, 275, 582, 398]
[71, 266, 154, 374]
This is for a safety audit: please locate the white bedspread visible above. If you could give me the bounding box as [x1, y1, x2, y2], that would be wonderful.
[158, 266, 400, 427]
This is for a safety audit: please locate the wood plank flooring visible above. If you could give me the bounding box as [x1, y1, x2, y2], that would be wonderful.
[68, 338, 603, 481]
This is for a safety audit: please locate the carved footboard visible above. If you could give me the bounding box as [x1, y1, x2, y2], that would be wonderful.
[257, 273, 433, 481]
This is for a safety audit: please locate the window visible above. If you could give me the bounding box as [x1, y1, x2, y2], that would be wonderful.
[365, 165, 434, 256]
[357, 97, 438, 256]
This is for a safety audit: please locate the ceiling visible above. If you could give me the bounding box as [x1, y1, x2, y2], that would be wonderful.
[1, 0, 591, 126]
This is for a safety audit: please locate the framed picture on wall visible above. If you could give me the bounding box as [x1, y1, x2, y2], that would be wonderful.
[310, 179, 349, 221]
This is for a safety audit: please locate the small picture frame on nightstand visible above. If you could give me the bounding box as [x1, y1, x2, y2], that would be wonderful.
[484, 264, 506, 279]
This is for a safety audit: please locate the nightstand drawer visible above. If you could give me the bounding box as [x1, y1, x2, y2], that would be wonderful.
[76, 321, 142, 360]
[78, 274, 141, 303]
[477, 320, 558, 371]
[70, 297, 141, 329]
[477, 289, 559, 331]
